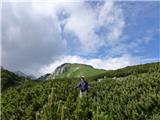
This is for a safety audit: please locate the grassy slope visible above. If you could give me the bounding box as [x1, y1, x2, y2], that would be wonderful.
[49, 63, 106, 79]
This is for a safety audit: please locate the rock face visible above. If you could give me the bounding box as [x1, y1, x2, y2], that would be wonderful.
[53, 63, 74, 75]
[47, 63, 72, 79]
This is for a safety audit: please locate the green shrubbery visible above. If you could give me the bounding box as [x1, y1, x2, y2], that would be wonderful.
[1, 62, 160, 120]
[1, 68, 27, 91]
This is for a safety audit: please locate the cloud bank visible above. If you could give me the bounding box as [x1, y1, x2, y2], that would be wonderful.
[2, 1, 159, 77]
[39, 55, 140, 76]
[2, 2, 66, 74]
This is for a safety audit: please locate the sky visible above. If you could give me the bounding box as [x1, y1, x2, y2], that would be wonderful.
[1, 0, 160, 77]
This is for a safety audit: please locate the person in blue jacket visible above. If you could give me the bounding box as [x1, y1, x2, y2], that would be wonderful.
[75, 76, 89, 98]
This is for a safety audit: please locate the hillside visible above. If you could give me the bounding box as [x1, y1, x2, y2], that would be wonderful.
[47, 63, 106, 79]
[1, 62, 160, 120]
[1, 68, 27, 91]
[89, 62, 160, 80]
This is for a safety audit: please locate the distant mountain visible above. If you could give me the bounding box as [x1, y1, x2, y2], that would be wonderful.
[47, 63, 106, 79]
[15, 71, 28, 77]
[38, 73, 51, 80]
[14, 71, 36, 80]
[28, 74, 37, 80]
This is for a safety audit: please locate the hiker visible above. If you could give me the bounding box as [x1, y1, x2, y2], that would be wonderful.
[75, 76, 89, 98]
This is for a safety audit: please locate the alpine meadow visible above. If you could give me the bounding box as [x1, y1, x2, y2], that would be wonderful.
[1, 62, 160, 120]
[1, 0, 160, 120]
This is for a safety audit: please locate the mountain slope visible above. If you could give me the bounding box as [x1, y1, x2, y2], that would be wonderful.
[47, 63, 106, 79]
[1, 68, 26, 91]
[38, 73, 51, 80]
[1, 62, 160, 120]
[15, 71, 37, 80]
[89, 62, 160, 80]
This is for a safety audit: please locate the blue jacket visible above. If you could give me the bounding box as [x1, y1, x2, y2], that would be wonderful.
[76, 80, 88, 92]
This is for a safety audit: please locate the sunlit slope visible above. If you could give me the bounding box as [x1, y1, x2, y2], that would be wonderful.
[47, 63, 106, 79]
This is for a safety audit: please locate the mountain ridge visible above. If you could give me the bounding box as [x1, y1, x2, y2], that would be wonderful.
[14, 71, 37, 80]
[46, 63, 106, 79]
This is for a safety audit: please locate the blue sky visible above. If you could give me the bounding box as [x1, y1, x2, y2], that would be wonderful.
[58, 1, 159, 60]
[62, 1, 159, 56]
[120, 1, 159, 59]
[2, 0, 160, 76]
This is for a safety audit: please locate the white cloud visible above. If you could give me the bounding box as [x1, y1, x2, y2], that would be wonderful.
[98, 0, 125, 44]
[39, 55, 139, 76]
[63, 0, 125, 52]
[63, 3, 100, 52]
[30, 1, 102, 52]
[2, 2, 66, 73]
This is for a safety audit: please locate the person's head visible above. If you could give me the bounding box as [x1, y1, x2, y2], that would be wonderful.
[80, 76, 85, 81]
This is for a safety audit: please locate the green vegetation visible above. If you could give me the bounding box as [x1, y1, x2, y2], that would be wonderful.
[1, 68, 27, 91]
[48, 63, 106, 79]
[1, 62, 160, 120]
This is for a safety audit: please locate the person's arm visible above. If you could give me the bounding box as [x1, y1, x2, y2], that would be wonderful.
[75, 82, 80, 88]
